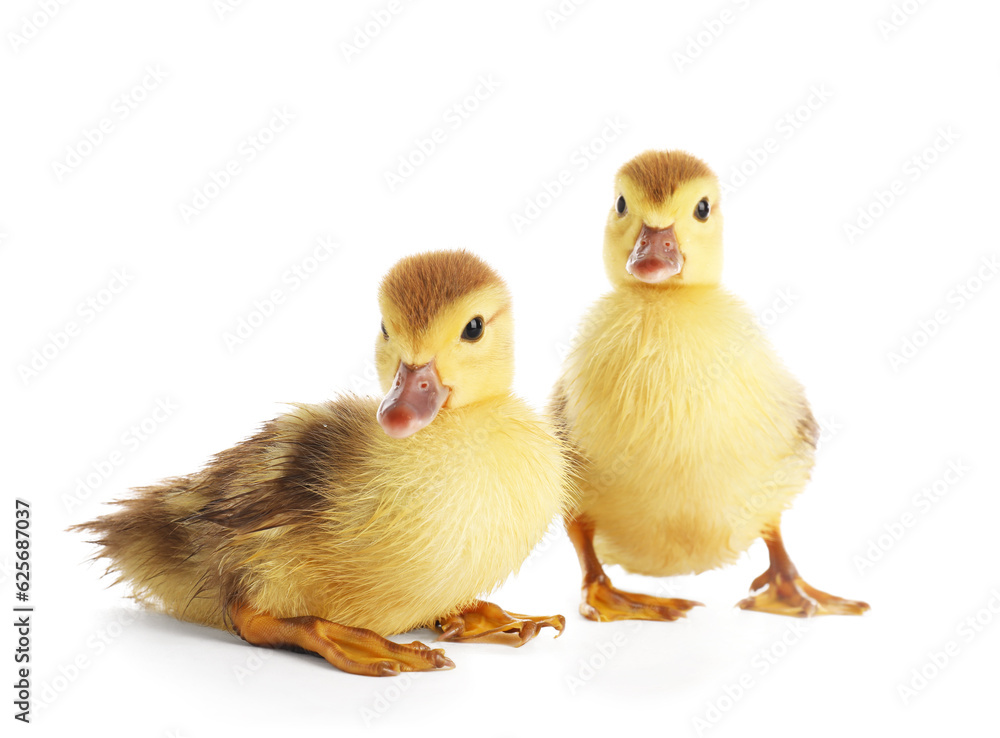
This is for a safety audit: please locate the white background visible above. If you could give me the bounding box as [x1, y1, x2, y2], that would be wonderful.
[3, 0, 999, 735]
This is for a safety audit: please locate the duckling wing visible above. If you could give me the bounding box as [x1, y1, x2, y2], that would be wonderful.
[192, 396, 379, 535]
[546, 381, 587, 494]
[796, 402, 820, 450]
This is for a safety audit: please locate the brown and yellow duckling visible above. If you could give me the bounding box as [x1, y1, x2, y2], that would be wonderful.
[76, 250, 569, 676]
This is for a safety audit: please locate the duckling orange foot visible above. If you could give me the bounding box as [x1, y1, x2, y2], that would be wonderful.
[433, 601, 565, 647]
[567, 514, 702, 623]
[737, 527, 870, 618]
[230, 603, 454, 676]
[737, 573, 869, 617]
[581, 575, 703, 622]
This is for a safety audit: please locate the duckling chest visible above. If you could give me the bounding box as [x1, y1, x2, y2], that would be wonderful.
[564, 294, 790, 470]
[351, 415, 565, 593]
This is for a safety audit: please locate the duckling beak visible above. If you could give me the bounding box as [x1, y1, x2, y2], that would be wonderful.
[377, 360, 450, 439]
[626, 224, 683, 283]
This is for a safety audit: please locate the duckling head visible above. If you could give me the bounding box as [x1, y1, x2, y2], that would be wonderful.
[604, 150, 723, 289]
[375, 250, 513, 439]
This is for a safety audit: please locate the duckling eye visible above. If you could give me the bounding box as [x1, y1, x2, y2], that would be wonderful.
[380, 321, 389, 340]
[694, 198, 711, 221]
[461, 316, 485, 342]
[615, 195, 627, 217]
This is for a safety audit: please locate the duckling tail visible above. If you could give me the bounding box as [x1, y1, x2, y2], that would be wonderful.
[71, 476, 225, 628]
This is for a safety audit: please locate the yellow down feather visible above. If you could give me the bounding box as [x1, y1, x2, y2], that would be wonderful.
[555, 152, 816, 577]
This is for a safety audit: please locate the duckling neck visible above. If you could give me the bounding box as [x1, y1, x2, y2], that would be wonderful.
[593, 281, 748, 360]
[627, 281, 720, 299]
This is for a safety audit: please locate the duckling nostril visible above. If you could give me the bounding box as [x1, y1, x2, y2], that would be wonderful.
[419, 381, 429, 390]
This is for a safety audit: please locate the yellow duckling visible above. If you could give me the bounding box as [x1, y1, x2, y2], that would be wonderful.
[75, 250, 569, 676]
[552, 150, 869, 620]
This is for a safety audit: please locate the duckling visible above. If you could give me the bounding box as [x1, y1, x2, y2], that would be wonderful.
[74, 250, 569, 676]
[552, 150, 869, 620]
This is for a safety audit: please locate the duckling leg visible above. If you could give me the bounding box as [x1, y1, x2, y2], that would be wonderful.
[230, 602, 455, 676]
[433, 601, 565, 647]
[737, 525, 870, 617]
[566, 515, 703, 622]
